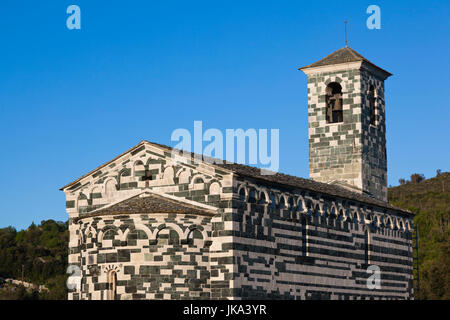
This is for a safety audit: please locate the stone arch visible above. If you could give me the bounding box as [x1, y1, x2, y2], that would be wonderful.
[133, 160, 146, 178]
[384, 216, 394, 229]
[343, 208, 353, 222]
[279, 194, 288, 209]
[162, 166, 175, 183]
[209, 181, 221, 195]
[363, 209, 374, 222]
[405, 219, 412, 232]
[392, 216, 399, 230]
[123, 224, 153, 243]
[398, 218, 405, 231]
[352, 209, 362, 223]
[238, 184, 248, 201]
[125, 229, 149, 245]
[177, 168, 191, 184]
[258, 189, 269, 205]
[104, 178, 117, 199]
[305, 199, 314, 215]
[117, 168, 130, 190]
[329, 203, 338, 217]
[106, 270, 117, 300]
[187, 225, 208, 246]
[325, 82, 343, 123]
[325, 76, 343, 85]
[314, 202, 321, 215]
[296, 196, 305, 212]
[98, 225, 122, 243]
[156, 225, 183, 245]
[187, 229, 204, 244]
[373, 214, 383, 227]
[247, 187, 257, 204]
[190, 174, 208, 187]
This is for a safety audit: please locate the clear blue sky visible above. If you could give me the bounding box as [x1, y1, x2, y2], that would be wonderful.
[0, 1, 449, 230]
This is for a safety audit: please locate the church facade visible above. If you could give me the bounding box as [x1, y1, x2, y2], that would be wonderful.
[62, 47, 414, 300]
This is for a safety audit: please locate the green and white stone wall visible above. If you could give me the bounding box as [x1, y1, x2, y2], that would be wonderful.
[63, 141, 413, 300]
[64, 142, 236, 300]
[303, 62, 389, 201]
[232, 178, 414, 300]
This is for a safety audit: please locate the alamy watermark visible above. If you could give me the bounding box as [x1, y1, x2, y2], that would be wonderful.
[366, 265, 381, 289]
[366, 5, 381, 30]
[66, 5, 81, 30]
[170, 121, 279, 175]
[67, 265, 82, 290]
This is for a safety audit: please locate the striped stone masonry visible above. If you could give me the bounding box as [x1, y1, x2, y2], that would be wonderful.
[62, 140, 414, 300]
[300, 47, 392, 202]
[232, 178, 413, 300]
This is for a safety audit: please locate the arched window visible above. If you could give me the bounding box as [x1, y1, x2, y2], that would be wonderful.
[193, 177, 204, 184]
[187, 229, 204, 246]
[326, 82, 343, 123]
[369, 85, 376, 126]
[297, 199, 304, 212]
[258, 192, 267, 205]
[133, 161, 145, 177]
[101, 229, 117, 248]
[104, 179, 116, 199]
[107, 270, 117, 300]
[103, 229, 116, 240]
[248, 189, 257, 203]
[238, 188, 246, 201]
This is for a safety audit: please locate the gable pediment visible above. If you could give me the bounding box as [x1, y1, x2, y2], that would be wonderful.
[74, 189, 217, 222]
[62, 140, 233, 216]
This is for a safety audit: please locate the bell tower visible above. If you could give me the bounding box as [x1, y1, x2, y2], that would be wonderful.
[300, 47, 392, 201]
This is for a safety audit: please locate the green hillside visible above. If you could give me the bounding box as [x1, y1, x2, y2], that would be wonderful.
[0, 220, 68, 300]
[389, 172, 450, 300]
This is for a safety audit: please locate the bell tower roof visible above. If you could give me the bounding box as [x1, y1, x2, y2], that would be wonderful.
[299, 46, 392, 78]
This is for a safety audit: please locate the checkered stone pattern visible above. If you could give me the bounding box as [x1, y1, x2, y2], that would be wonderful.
[71, 214, 212, 300]
[65, 142, 236, 300]
[306, 66, 388, 201]
[63, 141, 413, 300]
[360, 69, 388, 201]
[232, 178, 414, 300]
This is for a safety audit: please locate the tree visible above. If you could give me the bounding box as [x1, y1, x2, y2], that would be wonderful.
[410, 173, 425, 184]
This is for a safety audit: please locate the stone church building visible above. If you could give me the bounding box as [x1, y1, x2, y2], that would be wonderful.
[61, 47, 414, 300]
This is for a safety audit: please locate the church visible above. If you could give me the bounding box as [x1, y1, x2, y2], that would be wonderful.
[61, 47, 414, 300]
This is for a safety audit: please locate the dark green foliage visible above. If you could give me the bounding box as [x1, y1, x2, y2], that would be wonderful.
[0, 220, 69, 300]
[389, 172, 450, 300]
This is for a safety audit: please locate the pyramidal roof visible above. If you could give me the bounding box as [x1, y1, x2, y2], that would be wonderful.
[299, 46, 392, 76]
